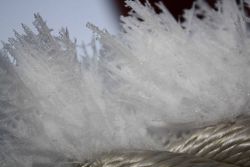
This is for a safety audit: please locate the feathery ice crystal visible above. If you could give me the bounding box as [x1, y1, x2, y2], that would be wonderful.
[1, 0, 250, 166]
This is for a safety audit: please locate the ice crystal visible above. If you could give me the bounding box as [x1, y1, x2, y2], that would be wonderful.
[1, 0, 250, 166]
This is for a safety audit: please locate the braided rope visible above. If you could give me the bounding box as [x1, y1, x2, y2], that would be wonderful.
[76, 117, 250, 167]
[81, 151, 237, 167]
[167, 117, 250, 166]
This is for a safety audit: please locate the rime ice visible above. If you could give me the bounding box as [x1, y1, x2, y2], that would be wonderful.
[1, 0, 250, 166]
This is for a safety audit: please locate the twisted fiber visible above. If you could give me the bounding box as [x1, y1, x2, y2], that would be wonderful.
[79, 151, 237, 167]
[167, 117, 250, 167]
[76, 117, 250, 167]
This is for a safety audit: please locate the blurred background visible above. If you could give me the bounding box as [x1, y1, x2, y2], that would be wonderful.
[114, 0, 216, 20]
[0, 0, 217, 45]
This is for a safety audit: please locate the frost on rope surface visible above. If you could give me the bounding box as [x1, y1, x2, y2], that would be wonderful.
[1, 0, 250, 166]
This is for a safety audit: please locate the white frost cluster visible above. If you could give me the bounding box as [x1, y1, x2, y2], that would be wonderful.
[1, 0, 250, 166]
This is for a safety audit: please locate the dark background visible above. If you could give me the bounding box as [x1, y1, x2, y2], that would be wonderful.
[113, 0, 217, 20]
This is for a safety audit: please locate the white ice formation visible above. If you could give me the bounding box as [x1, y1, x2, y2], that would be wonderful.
[1, 0, 250, 166]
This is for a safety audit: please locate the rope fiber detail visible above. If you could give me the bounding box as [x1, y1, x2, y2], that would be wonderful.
[79, 117, 250, 167]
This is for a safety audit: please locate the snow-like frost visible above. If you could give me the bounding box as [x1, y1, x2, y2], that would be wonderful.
[1, 0, 250, 166]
